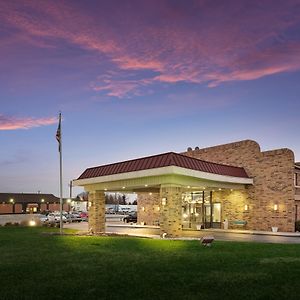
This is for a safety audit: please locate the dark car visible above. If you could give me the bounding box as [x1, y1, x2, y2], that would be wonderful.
[123, 212, 137, 223]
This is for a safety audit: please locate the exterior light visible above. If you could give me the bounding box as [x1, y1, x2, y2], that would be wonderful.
[230, 189, 233, 192]
[203, 187, 206, 190]
[41, 199, 45, 203]
[104, 188, 107, 191]
[9, 198, 14, 203]
[274, 204, 278, 211]
[244, 204, 249, 211]
[67, 199, 71, 203]
[183, 213, 188, 219]
[144, 184, 148, 187]
[161, 197, 167, 206]
[29, 220, 36, 226]
[88, 201, 92, 207]
[195, 213, 199, 217]
[142, 207, 145, 211]
[122, 186, 125, 189]
[187, 186, 190, 189]
[157, 206, 160, 211]
[218, 188, 222, 191]
[149, 192, 152, 195]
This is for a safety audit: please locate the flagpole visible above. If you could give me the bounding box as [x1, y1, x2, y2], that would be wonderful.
[58, 112, 63, 234]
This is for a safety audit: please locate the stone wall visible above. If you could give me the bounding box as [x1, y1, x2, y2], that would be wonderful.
[137, 192, 160, 226]
[183, 140, 295, 232]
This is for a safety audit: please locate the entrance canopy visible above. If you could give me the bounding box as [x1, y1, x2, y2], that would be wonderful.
[73, 152, 253, 192]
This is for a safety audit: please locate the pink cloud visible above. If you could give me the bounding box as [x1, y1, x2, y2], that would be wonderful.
[1, 0, 300, 98]
[0, 115, 57, 130]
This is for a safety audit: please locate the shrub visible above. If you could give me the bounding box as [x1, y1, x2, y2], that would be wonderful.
[4, 222, 12, 226]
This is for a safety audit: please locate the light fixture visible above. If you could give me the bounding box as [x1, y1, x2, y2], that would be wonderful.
[244, 204, 249, 211]
[88, 201, 92, 207]
[104, 188, 107, 191]
[149, 192, 152, 195]
[122, 186, 125, 189]
[218, 188, 222, 191]
[274, 204, 278, 211]
[145, 184, 148, 187]
[9, 198, 14, 203]
[183, 213, 188, 219]
[29, 220, 36, 226]
[230, 189, 233, 192]
[157, 206, 160, 211]
[161, 197, 167, 206]
[41, 199, 45, 203]
[195, 213, 199, 217]
[142, 206, 145, 211]
[67, 199, 71, 203]
[203, 187, 206, 190]
[187, 186, 190, 189]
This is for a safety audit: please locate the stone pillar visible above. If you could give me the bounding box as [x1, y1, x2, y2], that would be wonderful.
[160, 185, 183, 237]
[88, 190, 105, 233]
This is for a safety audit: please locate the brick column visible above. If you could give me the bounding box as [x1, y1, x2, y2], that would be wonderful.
[160, 185, 183, 237]
[88, 190, 105, 233]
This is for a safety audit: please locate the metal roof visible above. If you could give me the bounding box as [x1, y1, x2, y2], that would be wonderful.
[78, 152, 249, 180]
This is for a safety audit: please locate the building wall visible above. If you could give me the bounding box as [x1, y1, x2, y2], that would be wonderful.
[137, 192, 160, 226]
[184, 140, 295, 232]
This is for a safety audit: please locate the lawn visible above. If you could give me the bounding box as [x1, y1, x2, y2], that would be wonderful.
[1, 227, 300, 300]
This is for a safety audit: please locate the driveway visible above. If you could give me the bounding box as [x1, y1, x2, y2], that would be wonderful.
[64, 222, 300, 244]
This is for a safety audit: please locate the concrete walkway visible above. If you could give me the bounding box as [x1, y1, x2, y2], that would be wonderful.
[64, 222, 300, 244]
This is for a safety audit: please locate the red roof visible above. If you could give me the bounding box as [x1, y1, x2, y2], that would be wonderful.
[77, 152, 249, 180]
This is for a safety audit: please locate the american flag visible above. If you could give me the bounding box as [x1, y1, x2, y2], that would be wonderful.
[56, 113, 61, 152]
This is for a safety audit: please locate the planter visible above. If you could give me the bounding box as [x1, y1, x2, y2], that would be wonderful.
[271, 227, 278, 233]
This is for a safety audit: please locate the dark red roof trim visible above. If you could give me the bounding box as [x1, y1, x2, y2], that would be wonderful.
[77, 152, 249, 180]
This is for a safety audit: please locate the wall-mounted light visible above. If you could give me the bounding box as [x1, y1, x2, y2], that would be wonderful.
[244, 204, 249, 211]
[149, 192, 152, 196]
[273, 204, 278, 211]
[41, 199, 45, 203]
[9, 198, 14, 203]
[67, 199, 71, 204]
[104, 188, 108, 191]
[122, 186, 125, 189]
[88, 201, 92, 208]
[157, 206, 160, 211]
[144, 184, 148, 187]
[230, 189, 234, 192]
[187, 186, 190, 189]
[218, 188, 222, 191]
[142, 206, 145, 211]
[161, 197, 167, 206]
[183, 213, 188, 219]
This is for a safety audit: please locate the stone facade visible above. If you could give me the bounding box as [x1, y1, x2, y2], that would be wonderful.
[184, 140, 295, 232]
[137, 192, 160, 226]
[160, 185, 183, 237]
[88, 191, 105, 233]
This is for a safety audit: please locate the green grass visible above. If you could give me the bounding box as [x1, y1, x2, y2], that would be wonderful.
[1, 227, 300, 300]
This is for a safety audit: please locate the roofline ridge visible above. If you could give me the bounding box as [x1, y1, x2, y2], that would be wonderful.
[83, 151, 178, 171]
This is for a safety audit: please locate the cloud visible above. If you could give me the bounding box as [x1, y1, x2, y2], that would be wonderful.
[1, 0, 300, 98]
[0, 114, 57, 130]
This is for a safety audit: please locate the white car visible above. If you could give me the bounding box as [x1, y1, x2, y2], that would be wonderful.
[47, 213, 67, 223]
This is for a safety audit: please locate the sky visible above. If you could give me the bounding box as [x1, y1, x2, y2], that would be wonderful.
[0, 0, 300, 197]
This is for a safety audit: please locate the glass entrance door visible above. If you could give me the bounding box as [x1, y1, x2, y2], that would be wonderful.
[182, 192, 222, 229]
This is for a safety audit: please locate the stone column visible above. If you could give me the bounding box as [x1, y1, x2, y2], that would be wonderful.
[88, 190, 105, 233]
[160, 185, 183, 237]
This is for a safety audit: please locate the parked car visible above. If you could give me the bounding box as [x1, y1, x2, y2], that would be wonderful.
[79, 212, 88, 221]
[39, 215, 49, 224]
[47, 213, 67, 223]
[64, 213, 82, 223]
[123, 212, 137, 223]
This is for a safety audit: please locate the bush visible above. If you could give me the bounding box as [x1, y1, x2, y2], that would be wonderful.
[4, 222, 12, 226]
[295, 220, 300, 232]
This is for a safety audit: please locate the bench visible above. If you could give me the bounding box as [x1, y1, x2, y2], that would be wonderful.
[232, 220, 247, 226]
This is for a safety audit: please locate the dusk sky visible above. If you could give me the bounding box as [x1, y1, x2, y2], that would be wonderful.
[0, 0, 300, 197]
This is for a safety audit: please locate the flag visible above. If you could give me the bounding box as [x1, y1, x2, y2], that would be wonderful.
[56, 113, 61, 152]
